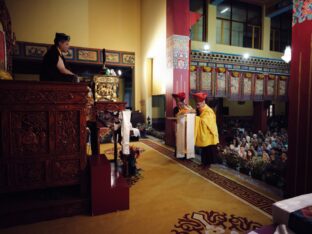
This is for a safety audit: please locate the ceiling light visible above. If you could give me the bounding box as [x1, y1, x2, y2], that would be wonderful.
[220, 8, 229, 14]
[281, 46, 291, 63]
[204, 44, 210, 51]
[243, 53, 250, 59]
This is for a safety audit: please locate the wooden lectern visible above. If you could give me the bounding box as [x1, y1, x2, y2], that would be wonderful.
[89, 99, 130, 215]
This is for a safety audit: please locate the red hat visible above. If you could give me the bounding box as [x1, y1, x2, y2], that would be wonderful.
[172, 92, 186, 101]
[192, 92, 207, 102]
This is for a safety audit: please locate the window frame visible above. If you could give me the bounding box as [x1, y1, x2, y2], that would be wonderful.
[270, 12, 292, 52]
[190, 0, 208, 42]
[216, 1, 262, 49]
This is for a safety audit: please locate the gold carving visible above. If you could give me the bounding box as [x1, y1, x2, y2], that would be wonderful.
[94, 75, 119, 102]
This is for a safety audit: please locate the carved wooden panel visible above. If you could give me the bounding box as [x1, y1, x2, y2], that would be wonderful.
[95, 102, 127, 112]
[52, 159, 80, 183]
[10, 111, 49, 156]
[13, 161, 45, 187]
[0, 90, 87, 104]
[0, 80, 88, 193]
[56, 111, 80, 154]
[0, 80, 88, 105]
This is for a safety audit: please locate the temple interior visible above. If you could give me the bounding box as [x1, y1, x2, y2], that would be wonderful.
[0, 0, 311, 233]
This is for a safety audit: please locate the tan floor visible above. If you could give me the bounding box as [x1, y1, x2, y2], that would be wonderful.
[2, 142, 271, 234]
[147, 139, 282, 202]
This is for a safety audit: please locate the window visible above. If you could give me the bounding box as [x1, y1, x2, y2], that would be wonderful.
[270, 11, 292, 52]
[216, 0, 262, 49]
[190, 0, 207, 41]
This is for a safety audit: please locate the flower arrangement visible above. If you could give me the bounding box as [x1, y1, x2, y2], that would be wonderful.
[120, 145, 143, 177]
[130, 145, 144, 159]
[238, 157, 252, 175]
[136, 123, 147, 138]
[215, 146, 224, 164]
[224, 151, 240, 170]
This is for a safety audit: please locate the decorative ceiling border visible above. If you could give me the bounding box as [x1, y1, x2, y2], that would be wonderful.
[191, 50, 290, 76]
[12, 41, 135, 67]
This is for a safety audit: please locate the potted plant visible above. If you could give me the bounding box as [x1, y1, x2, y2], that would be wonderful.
[239, 157, 251, 175]
[225, 152, 240, 170]
[120, 145, 143, 177]
[264, 162, 284, 187]
[215, 147, 224, 164]
[264, 170, 280, 187]
[250, 157, 267, 181]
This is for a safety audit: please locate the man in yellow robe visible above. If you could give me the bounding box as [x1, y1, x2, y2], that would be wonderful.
[193, 92, 219, 167]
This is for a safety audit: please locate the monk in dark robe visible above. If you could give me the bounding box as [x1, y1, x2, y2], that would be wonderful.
[40, 33, 77, 82]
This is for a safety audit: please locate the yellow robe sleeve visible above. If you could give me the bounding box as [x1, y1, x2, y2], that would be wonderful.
[176, 104, 195, 116]
[201, 110, 218, 136]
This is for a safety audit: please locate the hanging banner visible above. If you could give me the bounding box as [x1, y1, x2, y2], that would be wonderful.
[277, 75, 288, 101]
[254, 74, 265, 101]
[190, 65, 198, 92]
[229, 71, 241, 100]
[265, 74, 276, 100]
[242, 72, 253, 100]
[215, 67, 227, 97]
[200, 66, 213, 96]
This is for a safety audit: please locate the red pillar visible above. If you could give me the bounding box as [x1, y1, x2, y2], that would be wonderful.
[253, 102, 268, 133]
[286, 5, 312, 197]
[165, 0, 190, 146]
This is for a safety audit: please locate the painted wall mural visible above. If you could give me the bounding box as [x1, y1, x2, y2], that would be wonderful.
[229, 71, 241, 100]
[293, 0, 312, 26]
[77, 49, 98, 62]
[254, 74, 265, 101]
[167, 35, 189, 70]
[200, 66, 213, 96]
[265, 74, 276, 100]
[242, 73, 253, 100]
[215, 68, 227, 97]
[191, 51, 290, 75]
[13, 41, 135, 67]
[191, 50, 289, 101]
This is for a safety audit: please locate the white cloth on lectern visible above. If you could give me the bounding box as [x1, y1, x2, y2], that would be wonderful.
[176, 114, 185, 158]
[176, 113, 195, 159]
[186, 113, 195, 159]
[121, 110, 131, 155]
